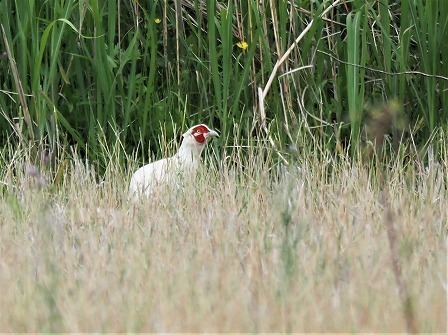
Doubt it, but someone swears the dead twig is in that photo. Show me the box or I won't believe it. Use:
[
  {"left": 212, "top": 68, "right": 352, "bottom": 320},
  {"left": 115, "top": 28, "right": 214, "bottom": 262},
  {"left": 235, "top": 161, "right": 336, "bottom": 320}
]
[
  {"left": 1, "top": 24, "right": 34, "bottom": 139},
  {"left": 257, "top": 0, "right": 342, "bottom": 164}
]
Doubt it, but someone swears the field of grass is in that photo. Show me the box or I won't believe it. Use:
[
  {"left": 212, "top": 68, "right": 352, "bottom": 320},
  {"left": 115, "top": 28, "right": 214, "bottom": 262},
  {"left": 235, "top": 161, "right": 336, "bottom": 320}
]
[
  {"left": 0, "top": 134, "right": 446, "bottom": 332},
  {"left": 1, "top": 0, "right": 447, "bottom": 332}
]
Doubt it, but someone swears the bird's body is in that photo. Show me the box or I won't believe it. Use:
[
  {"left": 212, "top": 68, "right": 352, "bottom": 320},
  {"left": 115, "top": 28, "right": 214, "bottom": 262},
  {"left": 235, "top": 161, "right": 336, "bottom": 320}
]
[{"left": 129, "top": 124, "right": 218, "bottom": 199}]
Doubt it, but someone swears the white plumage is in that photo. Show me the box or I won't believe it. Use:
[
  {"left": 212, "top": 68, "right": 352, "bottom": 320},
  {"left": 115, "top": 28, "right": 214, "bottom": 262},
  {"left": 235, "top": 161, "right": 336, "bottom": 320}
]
[{"left": 129, "top": 124, "right": 219, "bottom": 199}]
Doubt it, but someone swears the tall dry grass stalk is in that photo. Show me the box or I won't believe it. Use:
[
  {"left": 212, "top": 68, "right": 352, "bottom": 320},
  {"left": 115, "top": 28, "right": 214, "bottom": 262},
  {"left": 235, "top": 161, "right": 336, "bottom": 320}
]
[{"left": 0, "top": 137, "right": 445, "bottom": 332}]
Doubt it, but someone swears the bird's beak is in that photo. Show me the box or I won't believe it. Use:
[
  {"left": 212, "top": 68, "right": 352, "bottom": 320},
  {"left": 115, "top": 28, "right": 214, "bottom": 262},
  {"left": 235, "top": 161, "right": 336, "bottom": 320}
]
[{"left": 205, "top": 129, "right": 219, "bottom": 139}]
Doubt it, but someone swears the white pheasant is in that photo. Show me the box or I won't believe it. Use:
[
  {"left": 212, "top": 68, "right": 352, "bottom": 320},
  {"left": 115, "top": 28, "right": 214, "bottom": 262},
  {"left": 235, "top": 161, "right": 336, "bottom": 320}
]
[{"left": 129, "top": 124, "right": 219, "bottom": 199}]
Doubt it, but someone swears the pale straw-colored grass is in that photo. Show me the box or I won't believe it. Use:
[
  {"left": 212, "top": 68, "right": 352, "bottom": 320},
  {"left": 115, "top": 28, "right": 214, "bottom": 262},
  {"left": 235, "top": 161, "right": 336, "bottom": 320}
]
[{"left": 0, "top": 141, "right": 446, "bottom": 332}]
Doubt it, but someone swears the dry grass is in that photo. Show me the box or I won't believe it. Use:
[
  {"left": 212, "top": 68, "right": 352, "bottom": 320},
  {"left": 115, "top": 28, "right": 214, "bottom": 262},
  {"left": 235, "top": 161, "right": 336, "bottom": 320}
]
[{"left": 0, "top": 143, "right": 446, "bottom": 332}]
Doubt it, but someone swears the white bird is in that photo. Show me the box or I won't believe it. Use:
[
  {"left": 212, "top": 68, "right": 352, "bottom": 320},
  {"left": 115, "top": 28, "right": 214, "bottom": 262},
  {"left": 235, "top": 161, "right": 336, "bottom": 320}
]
[{"left": 129, "top": 124, "right": 219, "bottom": 199}]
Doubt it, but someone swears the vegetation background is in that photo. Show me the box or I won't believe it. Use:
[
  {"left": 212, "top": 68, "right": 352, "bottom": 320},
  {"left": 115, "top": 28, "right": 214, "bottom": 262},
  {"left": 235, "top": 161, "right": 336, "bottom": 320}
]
[
  {"left": 1, "top": 0, "right": 447, "bottom": 164},
  {"left": 0, "top": 0, "right": 446, "bottom": 332}
]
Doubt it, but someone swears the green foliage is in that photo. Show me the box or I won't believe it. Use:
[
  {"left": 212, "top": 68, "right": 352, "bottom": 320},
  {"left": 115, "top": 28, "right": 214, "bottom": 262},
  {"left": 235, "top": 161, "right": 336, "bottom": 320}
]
[{"left": 1, "top": 0, "right": 447, "bottom": 170}]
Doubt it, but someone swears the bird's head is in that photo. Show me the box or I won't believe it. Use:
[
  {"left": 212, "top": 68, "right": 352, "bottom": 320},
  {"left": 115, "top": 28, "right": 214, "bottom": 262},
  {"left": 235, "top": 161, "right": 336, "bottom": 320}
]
[
  {"left": 178, "top": 124, "right": 219, "bottom": 161},
  {"left": 182, "top": 124, "right": 219, "bottom": 145}
]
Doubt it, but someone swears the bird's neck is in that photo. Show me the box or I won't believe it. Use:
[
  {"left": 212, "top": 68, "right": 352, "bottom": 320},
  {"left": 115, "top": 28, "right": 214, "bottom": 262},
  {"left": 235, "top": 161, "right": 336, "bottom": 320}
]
[{"left": 176, "top": 142, "right": 204, "bottom": 164}]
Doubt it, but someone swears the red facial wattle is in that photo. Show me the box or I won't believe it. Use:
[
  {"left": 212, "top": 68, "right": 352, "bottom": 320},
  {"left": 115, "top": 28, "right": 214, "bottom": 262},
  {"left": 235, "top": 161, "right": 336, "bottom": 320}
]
[{"left": 192, "top": 125, "right": 210, "bottom": 144}]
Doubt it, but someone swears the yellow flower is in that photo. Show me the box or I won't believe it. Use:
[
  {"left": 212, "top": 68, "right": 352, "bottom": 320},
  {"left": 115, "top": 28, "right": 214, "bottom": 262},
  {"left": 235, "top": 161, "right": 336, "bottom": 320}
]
[
  {"left": 236, "top": 41, "right": 248, "bottom": 50},
  {"left": 155, "top": 18, "right": 161, "bottom": 24}
]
